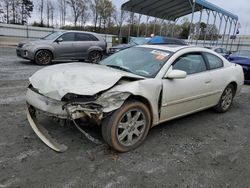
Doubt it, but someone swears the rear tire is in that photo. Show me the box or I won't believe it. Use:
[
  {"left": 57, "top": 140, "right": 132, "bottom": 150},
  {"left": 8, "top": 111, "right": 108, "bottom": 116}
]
[
  {"left": 35, "top": 50, "right": 52, "bottom": 65},
  {"left": 213, "top": 84, "right": 235, "bottom": 113},
  {"left": 102, "top": 100, "right": 151, "bottom": 152},
  {"left": 88, "top": 51, "right": 102, "bottom": 64}
]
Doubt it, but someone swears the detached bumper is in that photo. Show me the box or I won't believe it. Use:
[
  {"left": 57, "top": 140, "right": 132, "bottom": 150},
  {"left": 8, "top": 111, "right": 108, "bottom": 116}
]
[{"left": 26, "top": 106, "right": 68, "bottom": 152}]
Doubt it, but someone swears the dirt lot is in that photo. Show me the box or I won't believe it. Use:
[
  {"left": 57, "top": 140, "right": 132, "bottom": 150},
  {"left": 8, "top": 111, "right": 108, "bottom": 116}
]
[{"left": 0, "top": 46, "right": 250, "bottom": 188}]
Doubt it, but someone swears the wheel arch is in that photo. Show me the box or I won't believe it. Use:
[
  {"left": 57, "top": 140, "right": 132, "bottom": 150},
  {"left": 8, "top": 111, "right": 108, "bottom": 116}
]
[
  {"left": 126, "top": 95, "right": 154, "bottom": 127},
  {"left": 35, "top": 49, "right": 54, "bottom": 60},
  {"left": 228, "top": 81, "right": 237, "bottom": 96}
]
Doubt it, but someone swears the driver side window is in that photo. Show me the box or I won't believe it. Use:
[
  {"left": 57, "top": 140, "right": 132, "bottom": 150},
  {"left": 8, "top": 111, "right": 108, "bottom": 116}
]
[
  {"left": 60, "top": 33, "right": 75, "bottom": 42},
  {"left": 173, "top": 53, "right": 207, "bottom": 75}
]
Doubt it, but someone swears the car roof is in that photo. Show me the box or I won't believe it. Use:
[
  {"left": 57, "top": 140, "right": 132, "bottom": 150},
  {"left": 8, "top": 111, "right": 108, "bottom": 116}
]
[
  {"left": 64, "top": 30, "right": 99, "bottom": 36},
  {"left": 137, "top": 45, "right": 221, "bottom": 54},
  {"left": 138, "top": 44, "right": 188, "bottom": 52}
]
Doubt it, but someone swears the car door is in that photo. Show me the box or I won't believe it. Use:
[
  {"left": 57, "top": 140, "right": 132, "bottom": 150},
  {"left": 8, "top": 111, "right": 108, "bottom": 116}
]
[
  {"left": 74, "top": 33, "right": 94, "bottom": 58},
  {"left": 52, "top": 32, "right": 75, "bottom": 59},
  {"left": 160, "top": 52, "right": 214, "bottom": 122},
  {"left": 203, "top": 52, "right": 226, "bottom": 102}
]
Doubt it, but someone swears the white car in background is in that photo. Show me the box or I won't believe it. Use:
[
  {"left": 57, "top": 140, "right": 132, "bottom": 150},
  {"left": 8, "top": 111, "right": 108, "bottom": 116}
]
[{"left": 26, "top": 45, "right": 244, "bottom": 152}]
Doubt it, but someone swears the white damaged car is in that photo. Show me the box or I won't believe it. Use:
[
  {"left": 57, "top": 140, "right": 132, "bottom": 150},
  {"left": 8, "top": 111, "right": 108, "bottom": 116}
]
[{"left": 26, "top": 45, "right": 244, "bottom": 152}]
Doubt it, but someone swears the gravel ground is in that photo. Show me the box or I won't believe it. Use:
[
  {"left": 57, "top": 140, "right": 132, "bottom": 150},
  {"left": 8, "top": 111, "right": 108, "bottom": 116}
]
[{"left": 0, "top": 46, "right": 250, "bottom": 188}]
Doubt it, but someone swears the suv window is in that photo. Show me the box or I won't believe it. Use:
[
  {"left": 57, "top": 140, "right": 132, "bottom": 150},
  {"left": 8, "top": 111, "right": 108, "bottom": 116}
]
[
  {"left": 205, "top": 53, "right": 223, "bottom": 69},
  {"left": 173, "top": 53, "right": 207, "bottom": 75},
  {"left": 60, "top": 33, "right": 75, "bottom": 42},
  {"left": 75, "top": 33, "right": 99, "bottom": 41}
]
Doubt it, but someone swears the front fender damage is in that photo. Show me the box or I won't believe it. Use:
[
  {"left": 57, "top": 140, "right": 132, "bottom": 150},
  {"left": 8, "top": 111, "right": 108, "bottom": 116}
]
[{"left": 64, "top": 92, "right": 131, "bottom": 122}]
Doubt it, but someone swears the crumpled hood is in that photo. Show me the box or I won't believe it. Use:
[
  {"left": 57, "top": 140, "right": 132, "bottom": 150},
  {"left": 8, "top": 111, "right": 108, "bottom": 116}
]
[{"left": 29, "top": 63, "right": 143, "bottom": 100}]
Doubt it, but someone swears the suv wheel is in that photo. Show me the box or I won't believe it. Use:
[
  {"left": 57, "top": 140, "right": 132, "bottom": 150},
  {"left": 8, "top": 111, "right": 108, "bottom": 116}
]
[
  {"left": 88, "top": 51, "right": 102, "bottom": 64},
  {"left": 35, "top": 50, "right": 52, "bottom": 65}
]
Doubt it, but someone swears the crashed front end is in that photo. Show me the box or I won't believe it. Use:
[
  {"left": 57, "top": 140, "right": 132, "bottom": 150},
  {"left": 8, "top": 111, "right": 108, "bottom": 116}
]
[{"left": 26, "top": 85, "right": 131, "bottom": 152}]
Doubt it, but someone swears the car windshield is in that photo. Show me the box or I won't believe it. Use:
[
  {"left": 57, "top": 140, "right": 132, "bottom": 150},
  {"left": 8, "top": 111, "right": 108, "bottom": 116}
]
[
  {"left": 100, "top": 47, "right": 172, "bottom": 78},
  {"left": 235, "top": 50, "right": 250, "bottom": 58},
  {"left": 41, "top": 31, "right": 64, "bottom": 40},
  {"left": 129, "top": 38, "right": 150, "bottom": 45}
]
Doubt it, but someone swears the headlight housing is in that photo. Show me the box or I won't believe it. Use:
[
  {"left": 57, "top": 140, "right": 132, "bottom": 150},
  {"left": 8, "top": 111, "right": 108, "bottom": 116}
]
[{"left": 96, "top": 91, "right": 131, "bottom": 109}]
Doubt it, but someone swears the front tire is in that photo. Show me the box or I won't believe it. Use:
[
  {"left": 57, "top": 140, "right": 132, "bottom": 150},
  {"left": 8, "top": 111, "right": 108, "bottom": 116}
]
[
  {"left": 35, "top": 50, "right": 52, "bottom": 65},
  {"left": 102, "top": 100, "right": 151, "bottom": 152},
  {"left": 214, "top": 84, "right": 235, "bottom": 113}
]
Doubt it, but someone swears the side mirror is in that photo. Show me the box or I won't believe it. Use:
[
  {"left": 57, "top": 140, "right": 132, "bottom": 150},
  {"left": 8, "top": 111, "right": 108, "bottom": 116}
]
[
  {"left": 165, "top": 69, "right": 187, "bottom": 79},
  {"left": 56, "top": 38, "right": 63, "bottom": 43}
]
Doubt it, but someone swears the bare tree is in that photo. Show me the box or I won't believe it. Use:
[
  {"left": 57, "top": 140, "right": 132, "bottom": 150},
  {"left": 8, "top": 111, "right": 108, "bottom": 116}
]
[
  {"left": 20, "top": 0, "right": 34, "bottom": 24},
  {"left": 145, "top": 16, "right": 150, "bottom": 36},
  {"left": 46, "top": 0, "right": 55, "bottom": 27},
  {"left": 137, "top": 14, "right": 142, "bottom": 37},
  {"left": 37, "top": 0, "right": 44, "bottom": 25},
  {"left": 98, "top": 0, "right": 115, "bottom": 33},
  {"left": 59, "top": 0, "right": 67, "bottom": 27},
  {"left": 90, "top": 0, "right": 100, "bottom": 31},
  {"left": 80, "top": 11, "right": 90, "bottom": 29},
  {"left": 67, "top": 0, "right": 88, "bottom": 27},
  {"left": 114, "top": 10, "right": 128, "bottom": 43},
  {"left": 1, "top": 0, "right": 10, "bottom": 23}
]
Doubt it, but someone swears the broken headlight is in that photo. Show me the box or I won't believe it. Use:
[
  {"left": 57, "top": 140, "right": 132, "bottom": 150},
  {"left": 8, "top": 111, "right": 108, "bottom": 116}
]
[{"left": 96, "top": 91, "right": 131, "bottom": 108}]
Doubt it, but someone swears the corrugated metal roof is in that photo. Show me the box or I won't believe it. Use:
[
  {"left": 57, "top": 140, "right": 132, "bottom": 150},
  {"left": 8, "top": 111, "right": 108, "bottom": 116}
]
[{"left": 121, "top": 0, "right": 238, "bottom": 21}]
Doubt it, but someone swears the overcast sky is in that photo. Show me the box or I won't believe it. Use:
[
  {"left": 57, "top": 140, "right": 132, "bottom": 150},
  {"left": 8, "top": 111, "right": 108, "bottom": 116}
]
[{"left": 31, "top": 0, "right": 250, "bottom": 35}]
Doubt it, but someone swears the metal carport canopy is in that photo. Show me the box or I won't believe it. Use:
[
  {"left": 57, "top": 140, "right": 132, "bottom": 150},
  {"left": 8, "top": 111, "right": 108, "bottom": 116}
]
[{"left": 121, "top": 0, "right": 238, "bottom": 21}]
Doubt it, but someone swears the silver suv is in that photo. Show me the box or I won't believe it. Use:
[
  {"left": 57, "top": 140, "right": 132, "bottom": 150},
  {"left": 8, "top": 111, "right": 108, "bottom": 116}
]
[{"left": 16, "top": 31, "right": 107, "bottom": 65}]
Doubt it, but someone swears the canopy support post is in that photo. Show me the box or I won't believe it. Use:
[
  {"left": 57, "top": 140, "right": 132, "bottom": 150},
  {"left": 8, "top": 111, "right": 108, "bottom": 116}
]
[
  {"left": 210, "top": 11, "right": 217, "bottom": 46},
  {"left": 230, "top": 20, "right": 237, "bottom": 52},
  {"left": 221, "top": 16, "right": 229, "bottom": 47},
  {"left": 196, "top": 7, "right": 203, "bottom": 45},
  {"left": 216, "top": 14, "right": 223, "bottom": 46},
  {"left": 203, "top": 9, "right": 210, "bottom": 46},
  {"left": 226, "top": 18, "right": 233, "bottom": 49},
  {"left": 188, "top": 0, "right": 196, "bottom": 44}
]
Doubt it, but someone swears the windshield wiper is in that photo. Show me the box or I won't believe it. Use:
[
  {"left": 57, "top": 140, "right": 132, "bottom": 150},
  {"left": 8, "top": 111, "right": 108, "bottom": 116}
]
[{"left": 106, "top": 65, "right": 132, "bottom": 73}]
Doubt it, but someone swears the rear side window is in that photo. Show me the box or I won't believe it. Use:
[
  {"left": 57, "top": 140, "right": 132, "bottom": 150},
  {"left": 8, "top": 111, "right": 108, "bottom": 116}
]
[
  {"left": 88, "top": 34, "right": 99, "bottom": 41},
  {"left": 75, "top": 33, "right": 91, "bottom": 41},
  {"left": 75, "top": 33, "right": 99, "bottom": 41},
  {"left": 173, "top": 53, "right": 207, "bottom": 75},
  {"left": 205, "top": 53, "right": 223, "bottom": 70}
]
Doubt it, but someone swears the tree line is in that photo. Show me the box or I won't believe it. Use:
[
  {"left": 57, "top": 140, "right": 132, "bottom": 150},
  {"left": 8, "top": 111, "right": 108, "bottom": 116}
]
[{"left": 0, "top": 0, "right": 218, "bottom": 40}]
